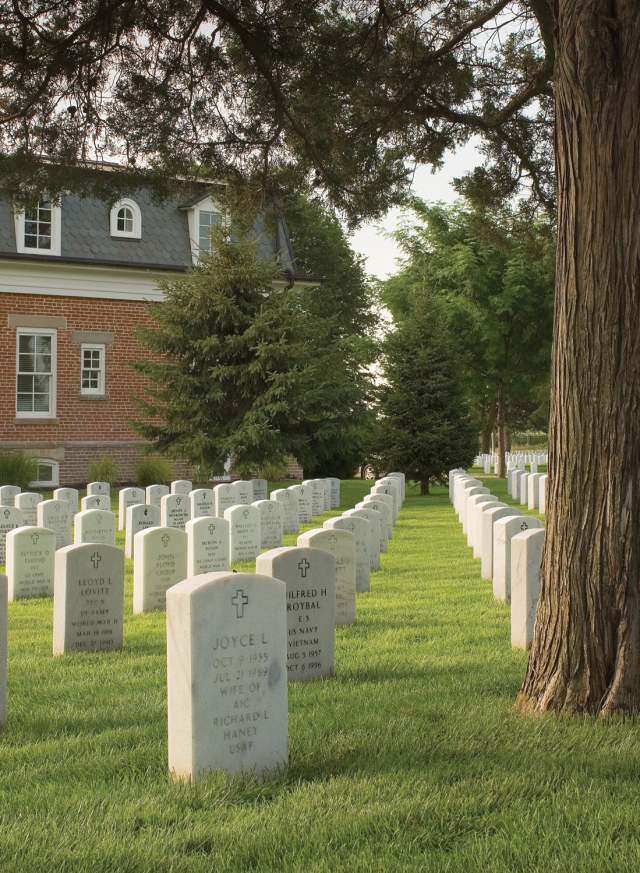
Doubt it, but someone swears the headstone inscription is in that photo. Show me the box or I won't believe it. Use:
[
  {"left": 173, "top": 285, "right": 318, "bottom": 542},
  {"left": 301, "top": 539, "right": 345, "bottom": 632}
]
[
  {"left": 133, "top": 527, "right": 187, "bottom": 613},
  {"left": 303, "top": 480, "right": 325, "bottom": 517},
  {"left": 146, "top": 484, "right": 170, "bottom": 508},
  {"left": 118, "top": 487, "right": 145, "bottom": 530},
  {"left": 249, "top": 479, "right": 268, "bottom": 502},
  {"left": 170, "top": 480, "right": 192, "bottom": 495},
  {"left": 224, "top": 505, "right": 261, "bottom": 563},
  {"left": 295, "top": 484, "right": 313, "bottom": 523},
  {"left": 511, "top": 528, "right": 545, "bottom": 649},
  {"left": 186, "top": 517, "right": 230, "bottom": 576},
  {"left": 53, "top": 487, "right": 79, "bottom": 514},
  {"left": 0, "top": 506, "right": 24, "bottom": 565},
  {"left": 364, "top": 492, "right": 395, "bottom": 532},
  {"left": 189, "top": 488, "right": 215, "bottom": 519},
  {"left": 370, "top": 484, "right": 398, "bottom": 521},
  {"left": 74, "top": 509, "right": 116, "bottom": 546},
  {"left": 0, "top": 485, "right": 20, "bottom": 507},
  {"left": 323, "top": 516, "right": 370, "bottom": 593},
  {"left": 252, "top": 500, "right": 283, "bottom": 550},
  {"left": 160, "top": 493, "right": 191, "bottom": 530},
  {"left": 256, "top": 546, "right": 336, "bottom": 681},
  {"left": 0, "top": 575, "right": 5, "bottom": 724},
  {"left": 166, "top": 572, "right": 288, "bottom": 782},
  {"left": 297, "top": 528, "right": 356, "bottom": 625},
  {"left": 6, "top": 526, "right": 56, "bottom": 600},
  {"left": 81, "top": 494, "right": 110, "bottom": 512},
  {"left": 14, "top": 492, "right": 41, "bottom": 526},
  {"left": 214, "top": 483, "right": 235, "bottom": 518},
  {"left": 86, "top": 481, "right": 110, "bottom": 497},
  {"left": 493, "top": 515, "right": 543, "bottom": 602},
  {"left": 327, "top": 477, "right": 341, "bottom": 509},
  {"left": 230, "top": 480, "right": 254, "bottom": 505},
  {"left": 270, "top": 489, "right": 299, "bottom": 535},
  {"left": 125, "top": 503, "right": 160, "bottom": 559},
  {"left": 320, "top": 479, "right": 332, "bottom": 512},
  {"left": 344, "top": 508, "right": 382, "bottom": 569},
  {"left": 53, "top": 543, "right": 124, "bottom": 654},
  {"left": 36, "top": 499, "right": 72, "bottom": 550}
]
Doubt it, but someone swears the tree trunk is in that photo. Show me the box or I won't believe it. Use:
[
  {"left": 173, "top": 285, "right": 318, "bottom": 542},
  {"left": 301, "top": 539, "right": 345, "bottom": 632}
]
[
  {"left": 496, "top": 386, "right": 506, "bottom": 478},
  {"left": 420, "top": 481, "right": 429, "bottom": 495},
  {"left": 481, "top": 401, "right": 497, "bottom": 454},
  {"left": 518, "top": 1, "right": 640, "bottom": 715}
]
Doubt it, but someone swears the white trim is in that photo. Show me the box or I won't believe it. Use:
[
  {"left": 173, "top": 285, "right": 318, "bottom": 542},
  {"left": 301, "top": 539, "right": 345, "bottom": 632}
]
[
  {"left": 14, "top": 199, "right": 62, "bottom": 257},
  {"left": 30, "top": 458, "right": 60, "bottom": 488},
  {"left": 15, "top": 327, "right": 57, "bottom": 419},
  {"left": 187, "top": 195, "right": 228, "bottom": 263},
  {"left": 80, "top": 343, "right": 106, "bottom": 395},
  {"left": 110, "top": 198, "right": 142, "bottom": 239}
]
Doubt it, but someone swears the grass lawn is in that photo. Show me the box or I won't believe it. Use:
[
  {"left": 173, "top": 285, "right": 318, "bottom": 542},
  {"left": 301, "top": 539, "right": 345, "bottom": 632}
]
[{"left": 1, "top": 477, "right": 640, "bottom": 871}]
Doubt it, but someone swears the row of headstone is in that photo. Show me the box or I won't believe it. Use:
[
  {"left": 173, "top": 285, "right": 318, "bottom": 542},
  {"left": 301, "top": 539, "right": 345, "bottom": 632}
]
[
  {"left": 449, "top": 469, "right": 544, "bottom": 650},
  {"left": 473, "top": 452, "right": 548, "bottom": 476},
  {"left": 506, "top": 469, "right": 548, "bottom": 514}
]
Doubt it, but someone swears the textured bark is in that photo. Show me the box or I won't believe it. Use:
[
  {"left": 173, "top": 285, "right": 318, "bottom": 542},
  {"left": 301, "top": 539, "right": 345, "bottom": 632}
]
[
  {"left": 481, "top": 401, "right": 497, "bottom": 454},
  {"left": 420, "top": 481, "right": 430, "bottom": 495},
  {"left": 519, "top": 0, "right": 640, "bottom": 714}
]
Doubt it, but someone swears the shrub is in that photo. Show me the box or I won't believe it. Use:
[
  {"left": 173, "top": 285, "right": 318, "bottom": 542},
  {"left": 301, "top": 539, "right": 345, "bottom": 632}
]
[
  {"left": 135, "top": 456, "right": 172, "bottom": 488},
  {"left": 0, "top": 451, "right": 38, "bottom": 490},
  {"left": 87, "top": 455, "right": 118, "bottom": 485}
]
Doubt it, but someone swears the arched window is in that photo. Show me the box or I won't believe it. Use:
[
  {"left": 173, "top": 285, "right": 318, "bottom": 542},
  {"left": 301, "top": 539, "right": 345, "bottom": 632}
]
[{"left": 110, "top": 198, "right": 141, "bottom": 238}]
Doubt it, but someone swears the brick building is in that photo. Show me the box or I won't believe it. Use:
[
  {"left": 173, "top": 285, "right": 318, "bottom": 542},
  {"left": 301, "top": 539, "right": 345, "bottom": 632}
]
[{"left": 0, "top": 174, "right": 307, "bottom": 486}]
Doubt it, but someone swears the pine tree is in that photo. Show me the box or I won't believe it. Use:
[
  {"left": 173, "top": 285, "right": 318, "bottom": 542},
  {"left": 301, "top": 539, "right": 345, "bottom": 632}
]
[
  {"left": 133, "top": 228, "right": 308, "bottom": 472},
  {"left": 378, "top": 303, "right": 477, "bottom": 494}
]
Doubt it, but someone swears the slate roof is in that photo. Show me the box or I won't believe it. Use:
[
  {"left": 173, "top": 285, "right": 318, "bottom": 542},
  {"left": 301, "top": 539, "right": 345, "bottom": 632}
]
[{"left": 0, "top": 184, "right": 301, "bottom": 277}]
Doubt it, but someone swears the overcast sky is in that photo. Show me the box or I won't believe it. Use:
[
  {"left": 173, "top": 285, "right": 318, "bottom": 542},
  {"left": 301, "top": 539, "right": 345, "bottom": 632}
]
[{"left": 349, "top": 139, "right": 481, "bottom": 280}]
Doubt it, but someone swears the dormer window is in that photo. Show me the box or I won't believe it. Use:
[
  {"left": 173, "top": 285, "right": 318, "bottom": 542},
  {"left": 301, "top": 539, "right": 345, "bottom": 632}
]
[
  {"left": 15, "top": 198, "right": 62, "bottom": 256},
  {"left": 110, "top": 198, "right": 141, "bottom": 238},
  {"left": 186, "top": 194, "right": 226, "bottom": 263},
  {"left": 198, "top": 209, "right": 221, "bottom": 253}
]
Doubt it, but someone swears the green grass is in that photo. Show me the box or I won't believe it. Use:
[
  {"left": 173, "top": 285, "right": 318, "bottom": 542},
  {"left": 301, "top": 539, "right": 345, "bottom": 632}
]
[{"left": 1, "top": 478, "right": 640, "bottom": 871}]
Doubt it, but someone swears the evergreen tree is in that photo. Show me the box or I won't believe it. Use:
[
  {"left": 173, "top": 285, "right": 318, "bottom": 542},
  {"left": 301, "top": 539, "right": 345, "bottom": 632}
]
[
  {"left": 378, "top": 303, "right": 477, "bottom": 494},
  {"left": 133, "top": 228, "right": 308, "bottom": 472}
]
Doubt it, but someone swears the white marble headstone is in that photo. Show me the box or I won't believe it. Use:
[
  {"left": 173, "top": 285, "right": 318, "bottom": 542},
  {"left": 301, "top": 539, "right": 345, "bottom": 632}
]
[
  {"left": 493, "top": 515, "right": 542, "bottom": 602},
  {"left": 323, "top": 516, "right": 370, "bottom": 593},
  {"left": 133, "top": 526, "right": 187, "bottom": 613},
  {"left": 270, "top": 489, "right": 299, "bottom": 534},
  {"left": 294, "top": 484, "right": 313, "bottom": 523},
  {"left": 297, "top": 528, "right": 356, "bottom": 625},
  {"left": 81, "top": 494, "right": 110, "bottom": 512},
  {"left": 186, "top": 516, "right": 230, "bottom": 576},
  {"left": 36, "top": 499, "right": 72, "bottom": 549},
  {"left": 224, "top": 504, "right": 261, "bottom": 563},
  {"left": 170, "top": 480, "right": 192, "bottom": 495},
  {"left": 230, "top": 480, "right": 254, "bottom": 505},
  {"left": 0, "top": 486, "right": 20, "bottom": 507},
  {"left": 146, "top": 484, "right": 170, "bottom": 508},
  {"left": 53, "top": 487, "right": 79, "bottom": 514},
  {"left": 6, "top": 526, "right": 55, "bottom": 600},
  {"left": 327, "top": 477, "right": 340, "bottom": 509},
  {"left": 257, "top": 546, "right": 336, "bottom": 681},
  {"left": 14, "top": 492, "right": 41, "bottom": 526},
  {"left": 74, "top": 509, "right": 116, "bottom": 546},
  {"left": 0, "top": 506, "right": 24, "bottom": 565},
  {"left": 214, "top": 483, "right": 235, "bottom": 518},
  {"left": 166, "top": 572, "right": 287, "bottom": 782},
  {"left": 252, "top": 500, "right": 283, "bottom": 550},
  {"left": 359, "top": 498, "right": 391, "bottom": 546},
  {"left": 53, "top": 543, "right": 124, "bottom": 654},
  {"left": 511, "top": 528, "right": 545, "bottom": 649},
  {"left": 87, "top": 481, "right": 110, "bottom": 497},
  {"left": 160, "top": 493, "right": 191, "bottom": 529},
  {"left": 303, "top": 480, "right": 325, "bottom": 516},
  {"left": 250, "top": 479, "right": 268, "bottom": 502},
  {"left": 118, "top": 487, "right": 145, "bottom": 530},
  {"left": 189, "top": 488, "right": 214, "bottom": 519},
  {"left": 125, "top": 503, "right": 160, "bottom": 559},
  {"left": 344, "top": 508, "right": 382, "bottom": 568}
]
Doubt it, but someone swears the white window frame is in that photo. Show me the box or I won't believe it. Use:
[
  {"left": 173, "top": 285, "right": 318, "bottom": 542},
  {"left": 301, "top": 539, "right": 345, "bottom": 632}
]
[
  {"left": 14, "top": 199, "right": 62, "bottom": 256},
  {"left": 80, "top": 343, "right": 106, "bottom": 396},
  {"left": 110, "top": 198, "right": 142, "bottom": 239},
  {"left": 187, "top": 195, "right": 228, "bottom": 263},
  {"left": 30, "top": 459, "right": 60, "bottom": 488},
  {"left": 15, "top": 328, "right": 57, "bottom": 419}
]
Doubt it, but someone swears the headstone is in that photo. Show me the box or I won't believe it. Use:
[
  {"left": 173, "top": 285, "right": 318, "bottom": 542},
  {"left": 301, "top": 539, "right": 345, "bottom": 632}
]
[
  {"left": 166, "top": 572, "right": 287, "bottom": 781},
  {"left": 378, "top": 477, "right": 402, "bottom": 507},
  {"left": 323, "top": 516, "right": 370, "bottom": 592},
  {"left": 539, "top": 474, "right": 548, "bottom": 515},
  {"left": 189, "top": 488, "right": 215, "bottom": 519},
  {"left": 118, "top": 487, "right": 145, "bottom": 530},
  {"left": 53, "top": 543, "right": 124, "bottom": 654},
  {"left": 186, "top": 516, "right": 230, "bottom": 576},
  {"left": 14, "top": 492, "right": 41, "bottom": 526},
  {"left": 297, "top": 528, "right": 356, "bottom": 625},
  {"left": 270, "top": 489, "right": 299, "bottom": 535},
  {"left": 87, "top": 481, "right": 110, "bottom": 497},
  {"left": 359, "top": 498, "right": 392, "bottom": 546},
  {"left": 303, "top": 480, "right": 325, "bottom": 516},
  {"left": 146, "top": 484, "right": 170, "bottom": 508},
  {"left": 133, "top": 526, "right": 187, "bottom": 613},
  {"left": 160, "top": 493, "right": 191, "bottom": 529},
  {"left": 252, "top": 500, "right": 283, "bottom": 550},
  {"left": 74, "top": 509, "right": 116, "bottom": 546},
  {"left": 466, "top": 494, "right": 494, "bottom": 550},
  {"left": 125, "top": 503, "right": 160, "bottom": 559},
  {"left": 214, "top": 483, "right": 235, "bottom": 518},
  {"left": 36, "top": 499, "right": 72, "bottom": 549},
  {"left": 224, "top": 504, "right": 261, "bottom": 563},
  {"left": 0, "top": 485, "right": 20, "bottom": 507},
  {"left": 518, "top": 472, "right": 530, "bottom": 505},
  {"left": 511, "top": 528, "right": 545, "bottom": 649},
  {"left": 0, "top": 506, "right": 24, "bottom": 565},
  {"left": 462, "top": 486, "right": 489, "bottom": 534},
  {"left": 256, "top": 546, "right": 336, "bottom": 681},
  {"left": 6, "top": 526, "right": 55, "bottom": 600},
  {"left": 327, "top": 477, "right": 341, "bottom": 509},
  {"left": 320, "top": 479, "right": 331, "bottom": 512},
  {"left": 364, "top": 492, "right": 395, "bottom": 531},
  {"left": 249, "top": 479, "right": 268, "bottom": 502},
  {"left": 295, "top": 484, "right": 314, "bottom": 523},
  {"left": 493, "top": 515, "right": 543, "bottom": 602},
  {"left": 527, "top": 473, "right": 543, "bottom": 511},
  {"left": 230, "top": 480, "right": 253, "bottom": 505},
  {"left": 370, "top": 484, "right": 398, "bottom": 521},
  {"left": 387, "top": 472, "right": 406, "bottom": 501},
  {"left": 480, "top": 506, "right": 514, "bottom": 581},
  {"left": 472, "top": 500, "right": 506, "bottom": 560},
  {"left": 0, "top": 574, "right": 5, "bottom": 724},
  {"left": 343, "top": 508, "right": 381, "bottom": 570},
  {"left": 170, "top": 480, "right": 192, "bottom": 495},
  {"left": 81, "top": 494, "right": 110, "bottom": 512},
  {"left": 53, "top": 487, "right": 79, "bottom": 514}
]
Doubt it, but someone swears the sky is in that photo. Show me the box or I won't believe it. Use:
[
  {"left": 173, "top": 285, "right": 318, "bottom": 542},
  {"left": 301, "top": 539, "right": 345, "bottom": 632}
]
[{"left": 349, "top": 138, "right": 481, "bottom": 280}]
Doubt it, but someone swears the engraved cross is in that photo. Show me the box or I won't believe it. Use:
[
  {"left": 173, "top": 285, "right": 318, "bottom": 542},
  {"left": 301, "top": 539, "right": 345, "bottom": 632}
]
[
  {"left": 232, "top": 589, "right": 249, "bottom": 619},
  {"left": 297, "top": 559, "right": 311, "bottom": 578},
  {"left": 91, "top": 552, "right": 102, "bottom": 569}
]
